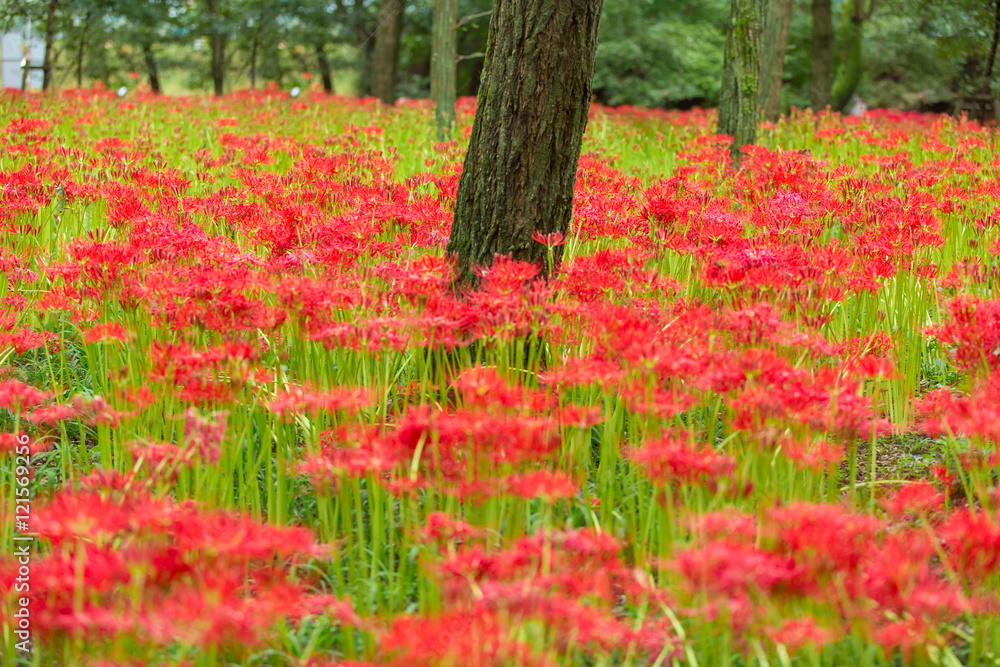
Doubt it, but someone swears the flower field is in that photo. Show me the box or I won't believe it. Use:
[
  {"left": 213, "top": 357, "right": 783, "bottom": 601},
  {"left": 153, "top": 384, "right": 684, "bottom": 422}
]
[{"left": 1, "top": 86, "right": 999, "bottom": 666}]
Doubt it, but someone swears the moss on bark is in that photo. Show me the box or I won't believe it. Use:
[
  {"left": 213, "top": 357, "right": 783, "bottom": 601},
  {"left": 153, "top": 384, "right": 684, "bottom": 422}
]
[{"left": 718, "top": 0, "right": 764, "bottom": 166}]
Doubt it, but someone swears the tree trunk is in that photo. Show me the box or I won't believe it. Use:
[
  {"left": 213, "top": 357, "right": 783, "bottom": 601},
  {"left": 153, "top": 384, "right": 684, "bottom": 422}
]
[
  {"left": 372, "top": 0, "right": 405, "bottom": 104},
  {"left": 316, "top": 43, "right": 333, "bottom": 93},
  {"left": 206, "top": 0, "right": 225, "bottom": 96},
  {"left": 431, "top": 0, "right": 459, "bottom": 140},
  {"left": 76, "top": 11, "right": 90, "bottom": 89},
  {"left": 985, "top": 0, "right": 999, "bottom": 82},
  {"left": 831, "top": 0, "right": 874, "bottom": 111},
  {"left": 42, "top": 0, "right": 58, "bottom": 91},
  {"left": 445, "top": 0, "right": 604, "bottom": 288},
  {"left": 143, "top": 43, "right": 161, "bottom": 93},
  {"left": 718, "top": 0, "right": 763, "bottom": 166},
  {"left": 831, "top": 16, "right": 863, "bottom": 111},
  {"left": 250, "top": 25, "right": 259, "bottom": 88},
  {"left": 758, "top": 0, "right": 792, "bottom": 121},
  {"left": 810, "top": 0, "right": 833, "bottom": 110}
]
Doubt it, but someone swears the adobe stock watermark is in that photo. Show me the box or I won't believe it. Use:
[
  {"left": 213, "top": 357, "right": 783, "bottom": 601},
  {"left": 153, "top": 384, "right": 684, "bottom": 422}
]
[{"left": 11, "top": 432, "right": 33, "bottom": 655}]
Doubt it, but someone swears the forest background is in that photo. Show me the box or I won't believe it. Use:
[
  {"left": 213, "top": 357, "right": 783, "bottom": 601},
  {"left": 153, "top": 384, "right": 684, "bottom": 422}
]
[{"left": 0, "top": 0, "right": 997, "bottom": 116}]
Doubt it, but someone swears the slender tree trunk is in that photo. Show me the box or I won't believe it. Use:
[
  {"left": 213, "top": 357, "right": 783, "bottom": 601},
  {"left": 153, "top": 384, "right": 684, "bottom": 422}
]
[
  {"left": 250, "top": 26, "right": 260, "bottom": 88},
  {"left": 431, "top": 0, "right": 459, "bottom": 139},
  {"left": 42, "top": 0, "right": 58, "bottom": 91},
  {"left": 990, "top": 0, "right": 1000, "bottom": 123},
  {"left": 718, "top": 0, "right": 763, "bottom": 166},
  {"left": 143, "top": 43, "right": 161, "bottom": 93},
  {"left": 372, "top": 0, "right": 405, "bottom": 104},
  {"left": 831, "top": 0, "right": 874, "bottom": 111},
  {"left": 445, "top": 0, "right": 604, "bottom": 288},
  {"left": 206, "top": 0, "right": 225, "bottom": 96},
  {"left": 316, "top": 43, "right": 333, "bottom": 93},
  {"left": 985, "top": 0, "right": 999, "bottom": 82},
  {"left": 831, "top": 16, "right": 863, "bottom": 110},
  {"left": 758, "top": 0, "right": 792, "bottom": 121},
  {"left": 76, "top": 11, "right": 90, "bottom": 89},
  {"left": 810, "top": 0, "right": 833, "bottom": 110}
]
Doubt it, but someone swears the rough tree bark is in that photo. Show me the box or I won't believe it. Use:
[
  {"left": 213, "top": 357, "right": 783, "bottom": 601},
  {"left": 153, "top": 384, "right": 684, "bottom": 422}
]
[
  {"left": 372, "top": 0, "right": 405, "bottom": 104},
  {"left": 142, "top": 43, "right": 160, "bottom": 93},
  {"left": 831, "top": 0, "right": 875, "bottom": 111},
  {"left": 810, "top": 0, "right": 833, "bottom": 110},
  {"left": 445, "top": 0, "right": 604, "bottom": 288},
  {"left": 206, "top": 0, "right": 225, "bottom": 96},
  {"left": 718, "top": 0, "right": 764, "bottom": 165},
  {"left": 431, "top": 0, "right": 458, "bottom": 140},
  {"left": 758, "top": 0, "right": 792, "bottom": 121},
  {"left": 42, "top": 0, "right": 58, "bottom": 91},
  {"left": 316, "top": 44, "right": 333, "bottom": 93}
]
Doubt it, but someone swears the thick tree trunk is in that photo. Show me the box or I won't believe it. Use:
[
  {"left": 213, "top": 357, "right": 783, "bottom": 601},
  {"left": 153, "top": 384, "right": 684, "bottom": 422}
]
[
  {"left": 143, "top": 43, "right": 161, "bottom": 93},
  {"left": 758, "top": 0, "right": 792, "bottom": 121},
  {"left": 372, "top": 0, "right": 405, "bottom": 104},
  {"left": 207, "top": 0, "right": 225, "bottom": 96},
  {"left": 316, "top": 43, "right": 333, "bottom": 93},
  {"left": 42, "top": 0, "right": 58, "bottom": 91},
  {"left": 445, "top": 0, "right": 604, "bottom": 288},
  {"left": 431, "top": 0, "right": 459, "bottom": 140},
  {"left": 718, "top": 0, "right": 763, "bottom": 166},
  {"left": 810, "top": 0, "right": 834, "bottom": 110}
]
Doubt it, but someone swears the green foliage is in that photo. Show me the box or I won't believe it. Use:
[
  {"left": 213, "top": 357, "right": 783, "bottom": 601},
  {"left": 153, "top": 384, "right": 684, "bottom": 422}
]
[
  {"left": 592, "top": 0, "right": 729, "bottom": 108},
  {"left": 862, "top": 12, "right": 957, "bottom": 109},
  {"left": 861, "top": 0, "right": 997, "bottom": 107},
  {"left": 2, "top": 0, "right": 997, "bottom": 109}
]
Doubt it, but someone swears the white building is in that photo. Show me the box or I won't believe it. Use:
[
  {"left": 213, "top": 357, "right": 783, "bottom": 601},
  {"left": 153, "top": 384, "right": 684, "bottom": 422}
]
[{"left": 2, "top": 27, "right": 45, "bottom": 91}]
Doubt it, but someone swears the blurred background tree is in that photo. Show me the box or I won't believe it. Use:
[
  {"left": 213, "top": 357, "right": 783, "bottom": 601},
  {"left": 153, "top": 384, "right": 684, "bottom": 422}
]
[{"left": 1, "top": 0, "right": 996, "bottom": 118}]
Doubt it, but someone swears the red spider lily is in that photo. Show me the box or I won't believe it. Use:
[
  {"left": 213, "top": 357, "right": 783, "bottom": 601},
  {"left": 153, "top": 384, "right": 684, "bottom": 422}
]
[
  {"left": 182, "top": 408, "right": 228, "bottom": 464},
  {"left": 686, "top": 509, "right": 758, "bottom": 544},
  {"left": 379, "top": 610, "right": 546, "bottom": 667},
  {"left": 0, "top": 328, "right": 58, "bottom": 353},
  {"left": 915, "top": 370, "right": 1000, "bottom": 444},
  {"left": 419, "top": 512, "right": 485, "bottom": 543},
  {"left": 765, "top": 616, "right": 839, "bottom": 653},
  {"left": 778, "top": 435, "right": 845, "bottom": 472},
  {"left": 0, "top": 379, "right": 50, "bottom": 412},
  {"left": 500, "top": 470, "right": 578, "bottom": 502},
  {"left": 267, "top": 384, "right": 376, "bottom": 418},
  {"left": 25, "top": 402, "right": 84, "bottom": 425},
  {"left": 449, "top": 365, "right": 551, "bottom": 411},
  {"left": 882, "top": 481, "right": 945, "bottom": 519},
  {"left": 129, "top": 439, "right": 195, "bottom": 478},
  {"left": 937, "top": 510, "right": 1000, "bottom": 581},
  {"left": 82, "top": 322, "right": 133, "bottom": 344},
  {"left": 11, "top": 482, "right": 341, "bottom": 652},
  {"left": 671, "top": 539, "right": 807, "bottom": 600},
  {"left": 929, "top": 295, "right": 1000, "bottom": 374},
  {"left": 531, "top": 230, "right": 566, "bottom": 247},
  {"left": 537, "top": 356, "right": 624, "bottom": 389},
  {"left": 0, "top": 432, "right": 49, "bottom": 456},
  {"left": 762, "top": 502, "right": 884, "bottom": 577},
  {"left": 629, "top": 432, "right": 736, "bottom": 489}
]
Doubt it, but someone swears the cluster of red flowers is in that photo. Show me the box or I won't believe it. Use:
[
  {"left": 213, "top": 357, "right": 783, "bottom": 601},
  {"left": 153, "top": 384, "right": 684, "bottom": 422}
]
[
  {"left": 0, "top": 473, "right": 355, "bottom": 656},
  {"left": 1, "top": 87, "right": 999, "bottom": 665}
]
